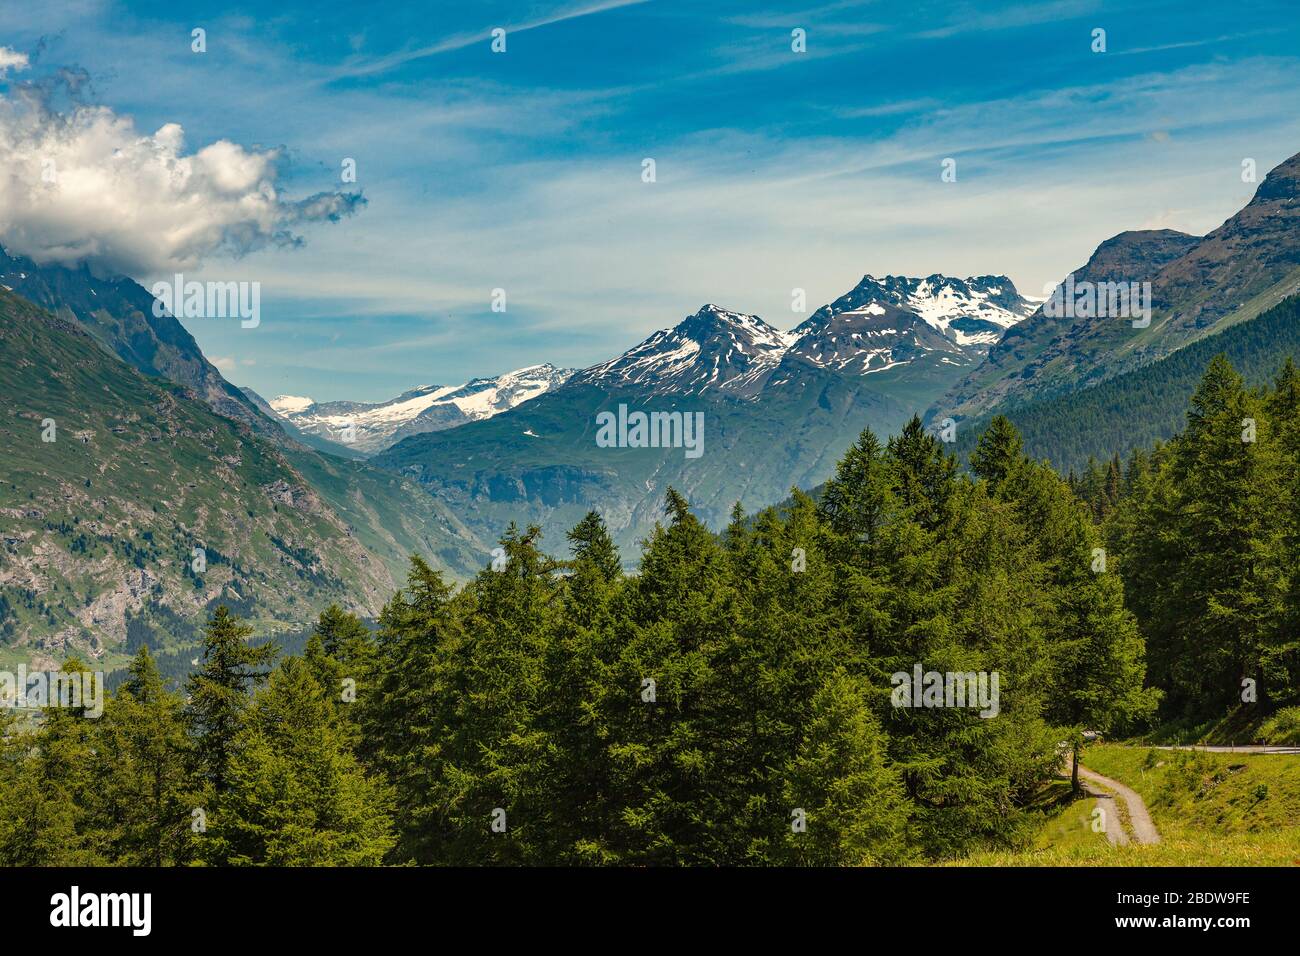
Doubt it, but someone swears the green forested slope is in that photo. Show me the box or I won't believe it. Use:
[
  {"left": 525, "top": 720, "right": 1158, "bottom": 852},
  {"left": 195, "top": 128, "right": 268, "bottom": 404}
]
[
  {"left": 0, "top": 288, "right": 472, "bottom": 664},
  {"left": 953, "top": 294, "right": 1300, "bottom": 474}
]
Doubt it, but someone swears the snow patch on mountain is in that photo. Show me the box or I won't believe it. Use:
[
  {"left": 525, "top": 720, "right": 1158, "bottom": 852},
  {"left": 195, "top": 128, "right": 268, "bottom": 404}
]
[
  {"left": 574, "top": 276, "right": 1033, "bottom": 399},
  {"left": 576, "top": 305, "right": 795, "bottom": 397},
  {"left": 267, "top": 363, "right": 575, "bottom": 454},
  {"left": 268, "top": 395, "right": 316, "bottom": 415},
  {"left": 269, "top": 273, "right": 1033, "bottom": 452},
  {"left": 806, "top": 274, "right": 1035, "bottom": 355}
]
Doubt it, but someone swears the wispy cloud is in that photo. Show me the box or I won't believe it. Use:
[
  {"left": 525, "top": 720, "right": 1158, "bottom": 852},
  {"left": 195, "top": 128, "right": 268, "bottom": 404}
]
[
  {"left": 914, "top": 0, "right": 1099, "bottom": 40},
  {"left": 833, "top": 97, "right": 943, "bottom": 118},
  {"left": 333, "top": 0, "right": 650, "bottom": 79},
  {"left": 1111, "top": 28, "right": 1286, "bottom": 57},
  {"left": 11, "top": 0, "right": 1300, "bottom": 402},
  {"left": 165, "top": 49, "right": 1299, "bottom": 400}
]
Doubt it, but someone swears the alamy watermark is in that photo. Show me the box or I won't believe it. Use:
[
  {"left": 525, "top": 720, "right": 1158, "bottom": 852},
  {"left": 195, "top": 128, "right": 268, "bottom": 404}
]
[
  {"left": 891, "top": 665, "right": 1000, "bottom": 718},
  {"left": 595, "top": 404, "right": 704, "bottom": 459},
  {"left": 1042, "top": 274, "right": 1151, "bottom": 328},
  {"left": 0, "top": 666, "right": 104, "bottom": 718},
  {"left": 151, "top": 273, "right": 260, "bottom": 328},
  {"left": 50, "top": 886, "right": 150, "bottom": 936}
]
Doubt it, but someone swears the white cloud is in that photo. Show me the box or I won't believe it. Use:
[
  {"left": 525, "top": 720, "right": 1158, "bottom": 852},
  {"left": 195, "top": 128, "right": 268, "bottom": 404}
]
[
  {"left": 0, "top": 46, "right": 29, "bottom": 75},
  {"left": 0, "top": 80, "right": 364, "bottom": 275}
]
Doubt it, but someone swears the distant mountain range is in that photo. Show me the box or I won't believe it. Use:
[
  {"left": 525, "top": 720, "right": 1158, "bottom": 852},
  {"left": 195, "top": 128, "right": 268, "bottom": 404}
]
[
  {"left": 374, "top": 153, "right": 1300, "bottom": 556},
  {"left": 373, "top": 273, "right": 1038, "bottom": 554},
  {"left": 263, "top": 273, "right": 1033, "bottom": 457},
  {"left": 567, "top": 275, "right": 1035, "bottom": 402},
  {"left": 933, "top": 152, "right": 1300, "bottom": 423},
  {"left": 258, "top": 364, "right": 576, "bottom": 454},
  {"left": 3, "top": 149, "right": 1299, "bottom": 659}
]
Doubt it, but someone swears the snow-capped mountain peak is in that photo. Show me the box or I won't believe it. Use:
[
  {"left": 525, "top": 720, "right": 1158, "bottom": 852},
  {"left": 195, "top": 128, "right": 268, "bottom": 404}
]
[
  {"left": 576, "top": 304, "right": 794, "bottom": 397},
  {"left": 774, "top": 273, "right": 1034, "bottom": 381},
  {"left": 814, "top": 274, "right": 1035, "bottom": 351},
  {"left": 269, "top": 394, "right": 316, "bottom": 415},
  {"left": 266, "top": 363, "right": 575, "bottom": 454},
  {"left": 575, "top": 277, "right": 1032, "bottom": 398},
  {"left": 270, "top": 273, "right": 1032, "bottom": 449}
]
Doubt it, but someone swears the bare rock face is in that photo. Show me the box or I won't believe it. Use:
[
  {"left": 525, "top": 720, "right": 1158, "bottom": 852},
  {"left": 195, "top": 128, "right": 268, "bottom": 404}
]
[
  {"left": 934, "top": 150, "right": 1300, "bottom": 421},
  {"left": 575, "top": 305, "right": 794, "bottom": 398}
]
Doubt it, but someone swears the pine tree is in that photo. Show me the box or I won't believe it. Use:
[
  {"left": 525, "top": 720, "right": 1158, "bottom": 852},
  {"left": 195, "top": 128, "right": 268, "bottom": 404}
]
[
  {"left": 602, "top": 489, "right": 737, "bottom": 864},
  {"left": 536, "top": 511, "right": 624, "bottom": 863},
  {"left": 888, "top": 415, "right": 957, "bottom": 531},
  {"left": 720, "top": 489, "right": 845, "bottom": 862},
  {"left": 358, "top": 556, "right": 461, "bottom": 863},
  {"left": 818, "top": 428, "right": 895, "bottom": 563},
  {"left": 779, "top": 671, "right": 911, "bottom": 865},
  {"left": 565, "top": 510, "right": 623, "bottom": 583},
  {"left": 968, "top": 414, "right": 1025, "bottom": 487},
  {"left": 0, "top": 659, "right": 105, "bottom": 865},
  {"left": 1164, "top": 356, "right": 1286, "bottom": 710},
  {"left": 313, "top": 604, "right": 375, "bottom": 674},
  {"left": 441, "top": 525, "right": 561, "bottom": 864},
  {"left": 90, "top": 647, "right": 195, "bottom": 865},
  {"left": 1266, "top": 359, "right": 1300, "bottom": 702},
  {"left": 185, "top": 607, "right": 277, "bottom": 799},
  {"left": 219, "top": 656, "right": 397, "bottom": 865},
  {"left": 307, "top": 605, "right": 374, "bottom": 742}
]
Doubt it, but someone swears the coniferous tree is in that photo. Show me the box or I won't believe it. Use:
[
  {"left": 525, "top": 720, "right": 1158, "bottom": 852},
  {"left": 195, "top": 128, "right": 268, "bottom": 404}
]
[
  {"left": 91, "top": 647, "right": 195, "bottom": 865},
  {"left": 565, "top": 510, "right": 623, "bottom": 582},
  {"left": 602, "top": 489, "right": 737, "bottom": 864},
  {"left": 185, "top": 607, "right": 277, "bottom": 818},
  {"left": 534, "top": 511, "right": 624, "bottom": 863},
  {"left": 0, "top": 659, "right": 104, "bottom": 865},
  {"left": 1163, "top": 356, "right": 1284, "bottom": 710},
  {"left": 819, "top": 428, "right": 895, "bottom": 562},
  {"left": 219, "top": 656, "right": 396, "bottom": 866},
  {"left": 358, "top": 555, "right": 461, "bottom": 863},
  {"left": 313, "top": 604, "right": 376, "bottom": 678},
  {"left": 968, "top": 414, "right": 1024, "bottom": 487},
  {"left": 888, "top": 415, "right": 957, "bottom": 531},
  {"left": 1265, "top": 359, "right": 1300, "bottom": 699},
  {"left": 779, "top": 671, "right": 911, "bottom": 865},
  {"left": 24, "top": 347, "right": 1300, "bottom": 867}
]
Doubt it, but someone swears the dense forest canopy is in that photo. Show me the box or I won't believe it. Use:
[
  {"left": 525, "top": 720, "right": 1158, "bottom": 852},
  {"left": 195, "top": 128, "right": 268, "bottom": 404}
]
[{"left": 2, "top": 354, "right": 1297, "bottom": 866}]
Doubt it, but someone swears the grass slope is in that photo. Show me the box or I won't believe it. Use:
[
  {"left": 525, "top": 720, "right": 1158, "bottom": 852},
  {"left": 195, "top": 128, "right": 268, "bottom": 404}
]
[
  {"left": 955, "top": 744, "right": 1300, "bottom": 865},
  {"left": 284, "top": 448, "right": 486, "bottom": 582}
]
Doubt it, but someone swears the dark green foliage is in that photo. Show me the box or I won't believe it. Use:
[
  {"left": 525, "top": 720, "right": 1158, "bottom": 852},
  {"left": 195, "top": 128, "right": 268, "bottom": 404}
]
[
  {"left": 185, "top": 606, "right": 279, "bottom": 798},
  {"left": 90, "top": 647, "right": 196, "bottom": 866},
  {"left": 218, "top": 655, "right": 396, "bottom": 866},
  {"left": 0, "top": 659, "right": 106, "bottom": 865},
  {"left": 1106, "top": 354, "right": 1299, "bottom": 718},
  {"left": 954, "top": 294, "right": 1300, "bottom": 475},
  {"left": 352, "top": 418, "right": 1148, "bottom": 864},
  {"left": 8, "top": 357, "right": 1292, "bottom": 865}
]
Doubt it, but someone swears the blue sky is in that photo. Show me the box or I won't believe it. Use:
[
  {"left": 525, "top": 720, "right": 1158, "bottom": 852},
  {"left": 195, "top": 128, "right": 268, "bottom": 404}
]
[{"left": 5, "top": 0, "right": 1300, "bottom": 401}]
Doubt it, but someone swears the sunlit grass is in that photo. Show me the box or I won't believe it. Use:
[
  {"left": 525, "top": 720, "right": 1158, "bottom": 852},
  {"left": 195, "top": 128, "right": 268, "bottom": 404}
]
[{"left": 949, "top": 745, "right": 1300, "bottom": 866}]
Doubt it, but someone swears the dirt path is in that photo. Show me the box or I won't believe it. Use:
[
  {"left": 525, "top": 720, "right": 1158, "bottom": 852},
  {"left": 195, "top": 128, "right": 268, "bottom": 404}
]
[
  {"left": 1073, "top": 775, "right": 1129, "bottom": 847},
  {"left": 1075, "top": 763, "right": 1161, "bottom": 845},
  {"left": 1147, "top": 744, "right": 1300, "bottom": 755}
]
